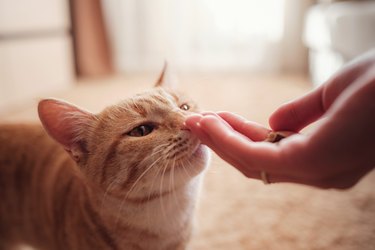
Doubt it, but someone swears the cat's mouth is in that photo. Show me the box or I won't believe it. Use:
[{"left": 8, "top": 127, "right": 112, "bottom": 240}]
[
  {"left": 175, "top": 142, "right": 208, "bottom": 170},
  {"left": 164, "top": 138, "right": 207, "bottom": 165}
]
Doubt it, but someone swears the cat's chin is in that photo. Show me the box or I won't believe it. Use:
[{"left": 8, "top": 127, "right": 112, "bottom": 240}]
[
  {"left": 186, "top": 143, "right": 210, "bottom": 173},
  {"left": 167, "top": 143, "right": 209, "bottom": 179},
  {"left": 191, "top": 144, "right": 209, "bottom": 162}
]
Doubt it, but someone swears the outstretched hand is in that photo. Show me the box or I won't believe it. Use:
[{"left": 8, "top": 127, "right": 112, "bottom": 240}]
[{"left": 185, "top": 50, "right": 375, "bottom": 189}]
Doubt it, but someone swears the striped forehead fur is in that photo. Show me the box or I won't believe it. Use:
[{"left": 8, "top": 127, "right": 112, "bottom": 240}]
[{"left": 104, "top": 89, "right": 180, "bottom": 119}]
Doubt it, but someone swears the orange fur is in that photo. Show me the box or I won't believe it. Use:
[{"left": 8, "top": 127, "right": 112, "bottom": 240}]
[{"left": 0, "top": 69, "right": 209, "bottom": 250}]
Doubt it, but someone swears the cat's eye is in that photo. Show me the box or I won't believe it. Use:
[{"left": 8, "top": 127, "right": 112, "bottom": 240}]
[
  {"left": 180, "top": 103, "right": 190, "bottom": 111},
  {"left": 127, "top": 124, "right": 154, "bottom": 137}
]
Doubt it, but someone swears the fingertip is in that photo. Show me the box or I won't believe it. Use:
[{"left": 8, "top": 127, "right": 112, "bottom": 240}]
[
  {"left": 269, "top": 88, "right": 325, "bottom": 132},
  {"left": 198, "top": 115, "right": 221, "bottom": 129},
  {"left": 185, "top": 114, "right": 202, "bottom": 127},
  {"left": 198, "top": 115, "right": 237, "bottom": 138},
  {"left": 269, "top": 101, "right": 302, "bottom": 131},
  {"left": 268, "top": 105, "right": 285, "bottom": 131}
]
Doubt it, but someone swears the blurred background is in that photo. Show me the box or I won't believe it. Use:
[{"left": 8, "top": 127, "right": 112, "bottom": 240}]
[
  {"left": 1, "top": 0, "right": 374, "bottom": 113},
  {"left": 1, "top": 0, "right": 375, "bottom": 249}
]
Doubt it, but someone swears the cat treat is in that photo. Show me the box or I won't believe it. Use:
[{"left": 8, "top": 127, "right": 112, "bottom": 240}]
[{"left": 265, "top": 131, "right": 294, "bottom": 143}]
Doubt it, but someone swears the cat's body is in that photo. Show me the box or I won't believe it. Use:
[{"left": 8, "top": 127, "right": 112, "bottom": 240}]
[
  {"left": 0, "top": 124, "right": 101, "bottom": 250},
  {"left": 0, "top": 70, "right": 209, "bottom": 250}
]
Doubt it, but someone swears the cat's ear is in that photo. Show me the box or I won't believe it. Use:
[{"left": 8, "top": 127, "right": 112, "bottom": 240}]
[
  {"left": 155, "top": 62, "right": 178, "bottom": 89},
  {"left": 38, "top": 99, "right": 96, "bottom": 163}
]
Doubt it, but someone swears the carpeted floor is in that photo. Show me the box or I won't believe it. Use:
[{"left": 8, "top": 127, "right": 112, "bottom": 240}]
[{"left": 2, "top": 73, "right": 375, "bottom": 250}]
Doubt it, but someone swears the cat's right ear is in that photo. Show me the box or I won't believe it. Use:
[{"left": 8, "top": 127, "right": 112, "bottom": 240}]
[
  {"left": 155, "top": 62, "right": 178, "bottom": 90},
  {"left": 38, "top": 99, "right": 96, "bottom": 163}
]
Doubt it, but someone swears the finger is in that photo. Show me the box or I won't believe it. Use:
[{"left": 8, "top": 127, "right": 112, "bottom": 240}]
[
  {"left": 201, "top": 112, "right": 259, "bottom": 143},
  {"left": 186, "top": 114, "right": 241, "bottom": 163},
  {"left": 269, "top": 87, "right": 325, "bottom": 132},
  {"left": 201, "top": 111, "right": 232, "bottom": 129},
  {"left": 318, "top": 56, "right": 373, "bottom": 109},
  {"left": 184, "top": 114, "right": 202, "bottom": 127},
  {"left": 198, "top": 115, "right": 279, "bottom": 171},
  {"left": 269, "top": 55, "right": 373, "bottom": 132},
  {"left": 187, "top": 114, "right": 259, "bottom": 171},
  {"left": 217, "top": 112, "right": 271, "bottom": 141},
  {"left": 185, "top": 114, "right": 216, "bottom": 146},
  {"left": 186, "top": 114, "right": 254, "bottom": 172},
  {"left": 188, "top": 116, "right": 317, "bottom": 185}
]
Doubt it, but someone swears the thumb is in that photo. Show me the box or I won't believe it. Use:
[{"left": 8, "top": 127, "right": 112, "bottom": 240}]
[
  {"left": 269, "top": 52, "right": 373, "bottom": 132},
  {"left": 269, "top": 87, "right": 325, "bottom": 132}
]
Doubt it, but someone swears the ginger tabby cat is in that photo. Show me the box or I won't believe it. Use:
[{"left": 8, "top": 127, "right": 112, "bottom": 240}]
[{"left": 0, "top": 67, "right": 210, "bottom": 250}]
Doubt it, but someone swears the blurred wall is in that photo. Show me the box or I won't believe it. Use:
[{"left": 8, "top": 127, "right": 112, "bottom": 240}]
[
  {"left": 0, "top": 0, "right": 74, "bottom": 112},
  {"left": 102, "top": 0, "right": 315, "bottom": 74},
  {"left": 281, "top": 0, "right": 315, "bottom": 74},
  {"left": 70, "top": 0, "right": 113, "bottom": 77}
]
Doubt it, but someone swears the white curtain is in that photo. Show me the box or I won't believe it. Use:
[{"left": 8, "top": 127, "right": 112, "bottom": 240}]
[{"left": 102, "top": 0, "right": 312, "bottom": 73}]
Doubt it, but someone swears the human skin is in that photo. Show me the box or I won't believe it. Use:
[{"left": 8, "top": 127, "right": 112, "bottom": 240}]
[{"left": 185, "top": 50, "right": 375, "bottom": 189}]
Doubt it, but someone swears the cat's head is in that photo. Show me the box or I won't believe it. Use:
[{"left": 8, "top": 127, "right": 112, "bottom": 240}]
[{"left": 38, "top": 66, "right": 209, "bottom": 199}]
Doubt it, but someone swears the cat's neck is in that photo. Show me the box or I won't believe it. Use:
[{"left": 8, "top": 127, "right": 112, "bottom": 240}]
[
  {"left": 96, "top": 175, "right": 202, "bottom": 248},
  {"left": 25, "top": 145, "right": 200, "bottom": 249}
]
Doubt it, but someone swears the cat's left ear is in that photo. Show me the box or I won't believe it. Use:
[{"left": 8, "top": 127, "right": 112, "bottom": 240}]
[
  {"left": 155, "top": 62, "right": 178, "bottom": 90},
  {"left": 38, "top": 99, "right": 96, "bottom": 163}
]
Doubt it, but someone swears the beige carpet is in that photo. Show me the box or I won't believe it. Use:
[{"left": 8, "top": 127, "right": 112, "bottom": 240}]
[{"left": 2, "top": 73, "right": 375, "bottom": 250}]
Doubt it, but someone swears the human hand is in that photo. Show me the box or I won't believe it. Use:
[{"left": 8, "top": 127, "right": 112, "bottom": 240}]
[{"left": 185, "top": 50, "right": 375, "bottom": 189}]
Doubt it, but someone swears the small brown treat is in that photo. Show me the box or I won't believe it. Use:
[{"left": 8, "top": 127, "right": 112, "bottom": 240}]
[{"left": 265, "top": 131, "right": 294, "bottom": 143}]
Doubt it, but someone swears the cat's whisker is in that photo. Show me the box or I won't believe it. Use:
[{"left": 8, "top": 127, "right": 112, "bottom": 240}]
[
  {"left": 99, "top": 153, "right": 141, "bottom": 214},
  {"left": 180, "top": 164, "right": 190, "bottom": 184},
  {"left": 145, "top": 158, "right": 168, "bottom": 229},
  {"left": 123, "top": 145, "right": 168, "bottom": 230},
  {"left": 150, "top": 143, "right": 168, "bottom": 155},
  {"left": 126, "top": 155, "right": 164, "bottom": 198},
  {"left": 123, "top": 142, "right": 170, "bottom": 199},
  {"left": 170, "top": 156, "right": 180, "bottom": 208},
  {"left": 147, "top": 143, "right": 172, "bottom": 162},
  {"left": 147, "top": 156, "right": 167, "bottom": 202},
  {"left": 113, "top": 154, "right": 165, "bottom": 229},
  {"left": 181, "top": 159, "right": 192, "bottom": 181},
  {"left": 159, "top": 162, "right": 170, "bottom": 220},
  {"left": 99, "top": 179, "right": 117, "bottom": 215},
  {"left": 185, "top": 159, "right": 195, "bottom": 180},
  {"left": 168, "top": 157, "right": 174, "bottom": 198},
  {"left": 114, "top": 142, "right": 169, "bottom": 228}
]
